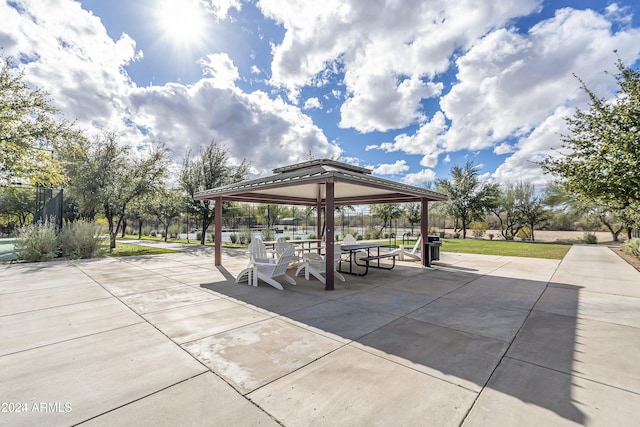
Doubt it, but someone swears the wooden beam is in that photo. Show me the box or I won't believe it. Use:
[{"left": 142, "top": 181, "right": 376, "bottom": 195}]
[
  {"left": 325, "top": 180, "right": 335, "bottom": 291},
  {"left": 214, "top": 197, "right": 222, "bottom": 266},
  {"left": 421, "top": 198, "right": 429, "bottom": 267}
]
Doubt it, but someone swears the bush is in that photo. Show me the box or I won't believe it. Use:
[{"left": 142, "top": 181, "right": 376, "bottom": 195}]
[
  {"left": 621, "top": 238, "right": 640, "bottom": 257},
  {"left": 261, "top": 228, "right": 275, "bottom": 241},
  {"left": 471, "top": 222, "right": 489, "bottom": 238},
  {"left": 15, "top": 220, "right": 58, "bottom": 262},
  {"left": 516, "top": 227, "right": 531, "bottom": 240},
  {"left": 168, "top": 223, "right": 181, "bottom": 239},
  {"left": 308, "top": 233, "right": 317, "bottom": 240},
  {"left": 356, "top": 234, "right": 363, "bottom": 241},
  {"left": 229, "top": 233, "right": 238, "bottom": 244},
  {"left": 488, "top": 233, "right": 495, "bottom": 240},
  {"left": 453, "top": 232, "right": 460, "bottom": 239},
  {"left": 58, "top": 220, "right": 104, "bottom": 259},
  {"left": 239, "top": 228, "right": 252, "bottom": 244},
  {"left": 583, "top": 232, "right": 598, "bottom": 244}
]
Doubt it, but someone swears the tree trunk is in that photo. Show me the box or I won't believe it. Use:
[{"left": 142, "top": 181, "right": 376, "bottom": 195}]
[
  {"left": 107, "top": 214, "right": 116, "bottom": 249},
  {"left": 200, "top": 219, "right": 208, "bottom": 245},
  {"left": 138, "top": 220, "right": 142, "bottom": 239},
  {"left": 164, "top": 223, "right": 169, "bottom": 242},
  {"left": 600, "top": 216, "right": 622, "bottom": 242},
  {"left": 121, "top": 219, "right": 127, "bottom": 238}
]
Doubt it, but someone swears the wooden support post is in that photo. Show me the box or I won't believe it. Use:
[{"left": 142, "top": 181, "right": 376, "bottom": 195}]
[
  {"left": 325, "top": 180, "right": 335, "bottom": 291},
  {"left": 214, "top": 197, "right": 222, "bottom": 266}
]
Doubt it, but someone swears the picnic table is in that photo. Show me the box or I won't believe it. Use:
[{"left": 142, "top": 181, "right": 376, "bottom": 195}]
[
  {"left": 339, "top": 243, "right": 398, "bottom": 276},
  {"left": 263, "top": 239, "right": 323, "bottom": 256}
]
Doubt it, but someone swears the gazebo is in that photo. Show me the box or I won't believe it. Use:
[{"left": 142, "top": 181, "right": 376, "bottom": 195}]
[{"left": 194, "top": 159, "right": 448, "bottom": 290}]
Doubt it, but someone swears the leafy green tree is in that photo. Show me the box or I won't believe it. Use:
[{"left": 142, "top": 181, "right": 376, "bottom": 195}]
[
  {"left": 147, "top": 188, "right": 185, "bottom": 242},
  {"left": 0, "top": 186, "right": 34, "bottom": 226},
  {"left": 181, "top": 140, "right": 248, "bottom": 245},
  {"left": 61, "top": 131, "right": 169, "bottom": 248},
  {"left": 516, "top": 182, "right": 547, "bottom": 241},
  {"left": 493, "top": 182, "right": 547, "bottom": 241},
  {"left": 541, "top": 58, "right": 640, "bottom": 239},
  {"left": 436, "top": 161, "right": 500, "bottom": 239},
  {"left": 0, "top": 54, "right": 82, "bottom": 186},
  {"left": 370, "top": 203, "right": 402, "bottom": 234},
  {"left": 403, "top": 202, "right": 421, "bottom": 235}
]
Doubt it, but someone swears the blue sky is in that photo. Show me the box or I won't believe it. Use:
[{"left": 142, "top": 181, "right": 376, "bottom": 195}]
[{"left": 2, "top": 0, "right": 640, "bottom": 186}]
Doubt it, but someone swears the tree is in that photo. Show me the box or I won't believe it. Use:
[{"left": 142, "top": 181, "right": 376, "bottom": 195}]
[
  {"left": 181, "top": 141, "right": 248, "bottom": 245},
  {"left": 0, "top": 185, "right": 34, "bottom": 227},
  {"left": 516, "top": 182, "right": 548, "bottom": 241},
  {"left": 0, "top": 53, "right": 81, "bottom": 186},
  {"left": 370, "top": 203, "right": 402, "bottom": 234},
  {"left": 147, "top": 188, "right": 185, "bottom": 242},
  {"left": 403, "top": 202, "right": 421, "bottom": 235},
  {"left": 61, "top": 131, "right": 169, "bottom": 248},
  {"left": 492, "top": 182, "right": 547, "bottom": 241},
  {"left": 436, "top": 161, "right": 500, "bottom": 239},
  {"left": 541, "top": 58, "right": 640, "bottom": 240}
]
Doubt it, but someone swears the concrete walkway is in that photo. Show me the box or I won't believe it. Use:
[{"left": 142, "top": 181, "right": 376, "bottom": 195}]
[{"left": 1, "top": 244, "right": 639, "bottom": 426}]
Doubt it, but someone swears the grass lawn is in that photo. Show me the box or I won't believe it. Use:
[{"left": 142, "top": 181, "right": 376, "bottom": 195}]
[
  {"left": 121, "top": 235, "right": 245, "bottom": 249},
  {"left": 440, "top": 238, "right": 570, "bottom": 259},
  {"left": 104, "top": 242, "right": 180, "bottom": 257}
]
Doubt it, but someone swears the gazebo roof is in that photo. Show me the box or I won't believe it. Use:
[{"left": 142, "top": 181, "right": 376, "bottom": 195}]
[{"left": 194, "top": 158, "right": 447, "bottom": 206}]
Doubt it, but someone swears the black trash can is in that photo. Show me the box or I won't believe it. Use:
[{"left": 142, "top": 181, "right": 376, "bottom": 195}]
[{"left": 428, "top": 235, "right": 441, "bottom": 261}]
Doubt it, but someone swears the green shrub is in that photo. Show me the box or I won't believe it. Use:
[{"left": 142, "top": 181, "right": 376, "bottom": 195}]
[
  {"left": 239, "top": 228, "right": 252, "bottom": 244},
  {"left": 356, "top": 234, "right": 363, "bottom": 241},
  {"left": 229, "top": 233, "right": 238, "bottom": 243},
  {"left": 58, "top": 220, "right": 105, "bottom": 259},
  {"left": 516, "top": 227, "right": 531, "bottom": 240},
  {"left": 453, "top": 232, "right": 460, "bottom": 239},
  {"left": 621, "top": 238, "right": 640, "bottom": 257},
  {"left": 583, "top": 232, "right": 598, "bottom": 244},
  {"left": 471, "top": 222, "right": 489, "bottom": 238},
  {"left": 488, "top": 233, "right": 495, "bottom": 240},
  {"left": 309, "top": 233, "right": 317, "bottom": 240},
  {"left": 261, "top": 228, "right": 275, "bottom": 241},
  {"left": 168, "top": 224, "right": 181, "bottom": 239},
  {"left": 15, "top": 220, "right": 58, "bottom": 262}
]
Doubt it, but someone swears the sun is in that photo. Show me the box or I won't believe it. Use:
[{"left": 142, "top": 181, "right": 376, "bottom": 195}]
[{"left": 155, "top": 0, "right": 208, "bottom": 49}]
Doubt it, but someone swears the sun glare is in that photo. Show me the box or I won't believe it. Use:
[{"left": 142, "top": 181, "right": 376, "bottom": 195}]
[{"left": 155, "top": 0, "right": 207, "bottom": 49}]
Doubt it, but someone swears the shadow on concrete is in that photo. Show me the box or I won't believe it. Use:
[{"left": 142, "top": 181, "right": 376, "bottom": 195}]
[{"left": 200, "top": 260, "right": 584, "bottom": 424}]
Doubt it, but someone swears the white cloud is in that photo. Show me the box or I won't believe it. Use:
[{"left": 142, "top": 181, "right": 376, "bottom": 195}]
[
  {"left": 303, "top": 97, "right": 322, "bottom": 110},
  {"left": 1, "top": 0, "right": 341, "bottom": 176},
  {"left": 403, "top": 169, "right": 436, "bottom": 186},
  {"left": 127, "top": 79, "right": 341, "bottom": 176},
  {"left": 197, "top": 53, "right": 239, "bottom": 87},
  {"left": 0, "top": 0, "right": 139, "bottom": 132},
  {"left": 371, "top": 160, "right": 409, "bottom": 175},
  {"left": 366, "top": 111, "right": 448, "bottom": 167},
  {"left": 201, "top": 0, "right": 241, "bottom": 19},
  {"left": 440, "top": 7, "right": 640, "bottom": 153},
  {"left": 492, "top": 106, "right": 571, "bottom": 185},
  {"left": 493, "top": 143, "right": 515, "bottom": 155},
  {"left": 259, "top": 0, "right": 542, "bottom": 132}
]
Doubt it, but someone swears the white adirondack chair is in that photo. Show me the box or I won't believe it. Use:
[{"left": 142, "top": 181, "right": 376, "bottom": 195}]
[
  {"left": 342, "top": 234, "right": 358, "bottom": 245},
  {"left": 295, "top": 243, "right": 346, "bottom": 285},
  {"left": 391, "top": 235, "right": 422, "bottom": 261},
  {"left": 253, "top": 253, "right": 297, "bottom": 290},
  {"left": 235, "top": 238, "right": 275, "bottom": 284}
]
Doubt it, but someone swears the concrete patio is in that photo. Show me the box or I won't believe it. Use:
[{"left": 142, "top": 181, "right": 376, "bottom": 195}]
[{"left": 1, "top": 244, "right": 639, "bottom": 426}]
